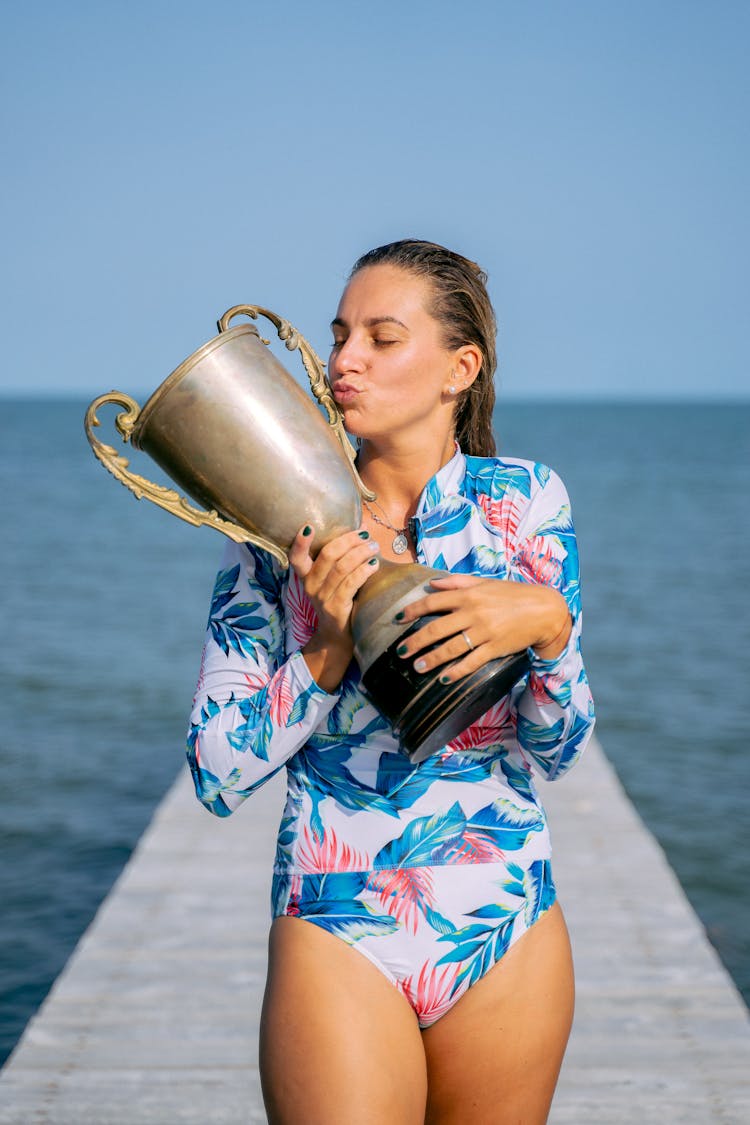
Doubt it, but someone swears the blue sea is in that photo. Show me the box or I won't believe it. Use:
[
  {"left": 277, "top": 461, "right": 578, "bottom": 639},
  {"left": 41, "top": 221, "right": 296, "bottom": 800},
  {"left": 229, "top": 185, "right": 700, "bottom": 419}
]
[{"left": 1, "top": 398, "right": 748, "bottom": 1064}]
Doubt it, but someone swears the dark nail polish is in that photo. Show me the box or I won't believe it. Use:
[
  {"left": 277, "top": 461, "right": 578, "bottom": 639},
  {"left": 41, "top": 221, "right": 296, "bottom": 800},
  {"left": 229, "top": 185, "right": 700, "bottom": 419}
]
[
  {"left": 358, "top": 530, "right": 370, "bottom": 539},
  {"left": 439, "top": 674, "right": 451, "bottom": 685},
  {"left": 368, "top": 557, "right": 378, "bottom": 566},
  {"left": 302, "top": 525, "right": 312, "bottom": 537},
  {"left": 394, "top": 610, "right": 405, "bottom": 621},
  {"left": 397, "top": 643, "right": 408, "bottom": 656}
]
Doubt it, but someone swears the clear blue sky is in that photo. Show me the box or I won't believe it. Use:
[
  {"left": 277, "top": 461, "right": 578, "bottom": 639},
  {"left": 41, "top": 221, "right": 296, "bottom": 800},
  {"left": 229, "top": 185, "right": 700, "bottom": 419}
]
[{"left": 1, "top": 0, "right": 748, "bottom": 399}]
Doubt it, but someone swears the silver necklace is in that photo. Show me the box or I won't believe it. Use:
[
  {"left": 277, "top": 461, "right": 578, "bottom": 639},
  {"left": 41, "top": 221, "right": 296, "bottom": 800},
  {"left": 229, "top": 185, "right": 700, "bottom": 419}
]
[{"left": 364, "top": 499, "right": 410, "bottom": 555}]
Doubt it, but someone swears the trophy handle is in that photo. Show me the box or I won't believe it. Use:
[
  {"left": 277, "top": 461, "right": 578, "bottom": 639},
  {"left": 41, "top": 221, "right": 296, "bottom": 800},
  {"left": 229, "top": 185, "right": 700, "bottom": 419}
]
[
  {"left": 84, "top": 391, "right": 290, "bottom": 566},
  {"left": 218, "top": 304, "right": 376, "bottom": 502}
]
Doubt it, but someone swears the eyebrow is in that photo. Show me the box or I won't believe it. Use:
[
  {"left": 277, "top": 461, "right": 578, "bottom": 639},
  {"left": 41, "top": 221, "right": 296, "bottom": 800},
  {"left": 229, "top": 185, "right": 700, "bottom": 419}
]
[{"left": 330, "top": 316, "right": 409, "bottom": 330}]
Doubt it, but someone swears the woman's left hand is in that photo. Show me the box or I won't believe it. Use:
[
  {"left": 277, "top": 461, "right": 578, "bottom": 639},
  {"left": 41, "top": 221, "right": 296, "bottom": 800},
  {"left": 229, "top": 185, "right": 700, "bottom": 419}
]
[{"left": 394, "top": 574, "right": 572, "bottom": 683}]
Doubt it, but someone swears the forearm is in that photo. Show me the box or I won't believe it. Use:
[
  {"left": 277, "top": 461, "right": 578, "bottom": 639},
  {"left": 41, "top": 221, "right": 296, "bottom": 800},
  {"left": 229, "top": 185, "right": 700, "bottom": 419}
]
[
  {"left": 301, "top": 634, "right": 353, "bottom": 694},
  {"left": 188, "top": 650, "right": 338, "bottom": 815},
  {"left": 516, "top": 618, "right": 595, "bottom": 778}
]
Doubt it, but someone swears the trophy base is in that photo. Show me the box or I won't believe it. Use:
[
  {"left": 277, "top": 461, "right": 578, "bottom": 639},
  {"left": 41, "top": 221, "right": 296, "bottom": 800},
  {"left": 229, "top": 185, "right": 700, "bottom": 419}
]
[{"left": 361, "top": 618, "right": 531, "bottom": 763}]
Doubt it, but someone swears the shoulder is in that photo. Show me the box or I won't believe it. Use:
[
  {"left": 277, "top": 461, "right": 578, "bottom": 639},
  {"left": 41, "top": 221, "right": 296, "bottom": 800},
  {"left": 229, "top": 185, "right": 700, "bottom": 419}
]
[{"left": 463, "top": 454, "right": 564, "bottom": 503}]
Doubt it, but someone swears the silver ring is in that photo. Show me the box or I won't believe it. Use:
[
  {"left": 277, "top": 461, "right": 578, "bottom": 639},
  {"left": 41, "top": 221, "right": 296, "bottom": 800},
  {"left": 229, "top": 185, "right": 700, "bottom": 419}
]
[{"left": 462, "top": 630, "right": 474, "bottom": 652}]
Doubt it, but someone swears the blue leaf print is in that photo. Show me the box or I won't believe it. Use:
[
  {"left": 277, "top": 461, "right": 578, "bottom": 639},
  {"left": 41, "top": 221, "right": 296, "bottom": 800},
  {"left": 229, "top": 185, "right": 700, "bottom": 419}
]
[
  {"left": 295, "top": 745, "right": 399, "bottom": 840},
  {"left": 463, "top": 798, "right": 545, "bottom": 854},
  {"left": 226, "top": 690, "right": 272, "bottom": 759},
  {"left": 297, "top": 871, "right": 368, "bottom": 907},
  {"left": 306, "top": 711, "right": 387, "bottom": 755},
  {"left": 326, "top": 669, "right": 370, "bottom": 734},
  {"left": 502, "top": 862, "right": 526, "bottom": 898},
  {"left": 373, "top": 750, "right": 415, "bottom": 797},
  {"left": 420, "top": 498, "right": 474, "bottom": 540},
  {"left": 465, "top": 458, "right": 531, "bottom": 502},
  {"left": 438, "top": 923, "right": 491, "bottom": 951},
  {"left": 274, "top": 814, "right": 297, "bottom": 869},
  {"left": 191, "top": 696, "right": 221, "bottom": 728},
  {"left": 305, "top": 901, "right": 401, "bottom": 942},
  {"left": 451, "top": 543, "right": 507, "bottom": 576},
  {"left": 287, "top": 683, "right": 319, "bottom": 727},
  {"left": 249, "top": 546, "right": 282, "bottom": 602},
  {"left": 377, "top": 753, "right": 491, "bottom": 809},
  {"left": 533, "top": 503, "right": 574, "bottom": 540},
  {"left": 294, "top": 873, "right": 402, "bottom": 938},
  {"left": 497, "top": 757, "right": 535, "bottom": 800},
  {"left": 427, "top": 550, "right": 450, "bottom": 571},
  {"left": 189, "top": 764, "right": 245, "bottom": 816},
  {"left": 210, "top": 599, "right": 268, "bottom": 659},
  {"left": 547, "top": 708, "right": 592, "bottom": 775},
  {"left": 523, "top": 859, "right": 555, "bottom": 924},
  {"left": 436, "top": 911, "right": 519, "bottom": 990},
  {"left": 271, "top": 872, "right": 292, "bottom": 916},
  {"left": 374, "top": 802, "right": 466, "bottom": 869},
  {"left": 516, "top": 714, "right": 566, "bottom": 755},
  {"left": 208, "top": 565, "right": 241, "bottom": 620},
  {"left": 469, "top": 902, "right": 519, "bottom": 922},
  {"left": 489, "top": 462, "right": 532, "bottom": 500},
  {"left": 531, "top": 667, "right": 572, "bottom": 709},
  {"left": 534, "top": 463, "right": 551, "bottom": 488}
]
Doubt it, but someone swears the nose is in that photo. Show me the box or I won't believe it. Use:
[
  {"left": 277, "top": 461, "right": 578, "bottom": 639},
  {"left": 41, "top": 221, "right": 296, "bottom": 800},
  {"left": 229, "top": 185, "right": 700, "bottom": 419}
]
[{"left": 331, "top": 332, "right": 366, "bottom": 375}]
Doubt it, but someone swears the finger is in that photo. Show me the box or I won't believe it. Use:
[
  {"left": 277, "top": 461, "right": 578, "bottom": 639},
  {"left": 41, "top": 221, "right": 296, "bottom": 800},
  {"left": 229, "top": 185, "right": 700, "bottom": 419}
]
[
  {"left": 426, "top": 574, "right": 483, "bottom": 590},
  {"left": 433, "top": 646, "right": 494, "bottom": 686},
  {"left": 393, "top": 587, "right": 481, "bottom": 627},
  {"left": 404, "top": 628, "right": 483, "bottom": 676},
  {"left": 316, "top": 528, "right": 377, "bottom": 566},
  {"left": 288, "top": 524, "right": 315, "bottom": 577},
  {"left": 395, "top": 612, "right": 472, "bottom": 658},
  {"left": 308, "top": 536, "right": 380, "bottom": 601},
  {"left": 324, "top": 553, "right": 381, "bottom": 610}
]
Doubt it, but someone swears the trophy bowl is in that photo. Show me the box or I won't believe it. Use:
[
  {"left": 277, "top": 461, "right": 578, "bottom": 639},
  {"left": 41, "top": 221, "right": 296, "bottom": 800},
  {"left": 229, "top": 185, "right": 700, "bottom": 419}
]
[{"left": 84, "top": 305, "right": 528, "bottom": 762}]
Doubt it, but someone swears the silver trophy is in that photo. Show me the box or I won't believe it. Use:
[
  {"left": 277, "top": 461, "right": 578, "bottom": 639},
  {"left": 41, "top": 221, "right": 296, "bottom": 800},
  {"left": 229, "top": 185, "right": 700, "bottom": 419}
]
[{"left": 85, "top": 306, "right": 528, "bottom": 761}]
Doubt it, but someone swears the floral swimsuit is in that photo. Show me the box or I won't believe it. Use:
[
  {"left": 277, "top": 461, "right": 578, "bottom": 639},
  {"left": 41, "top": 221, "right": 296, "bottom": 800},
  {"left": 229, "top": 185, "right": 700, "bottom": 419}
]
[{"left": 187, "top": 449, "right": 595, "bottom": 1026}]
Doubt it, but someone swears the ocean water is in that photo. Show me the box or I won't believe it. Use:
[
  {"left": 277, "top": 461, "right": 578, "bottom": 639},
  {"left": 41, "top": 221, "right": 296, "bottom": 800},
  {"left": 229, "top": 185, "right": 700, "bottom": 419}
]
[{"left": 1, "top": 398, "right": 748, "bottom": 1064}]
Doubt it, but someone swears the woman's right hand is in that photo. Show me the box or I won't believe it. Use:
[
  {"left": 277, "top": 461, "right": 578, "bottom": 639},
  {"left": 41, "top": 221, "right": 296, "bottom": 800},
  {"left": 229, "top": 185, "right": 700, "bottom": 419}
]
[{"left": 289, "top": 525, "right": 380, "bottom": 692}]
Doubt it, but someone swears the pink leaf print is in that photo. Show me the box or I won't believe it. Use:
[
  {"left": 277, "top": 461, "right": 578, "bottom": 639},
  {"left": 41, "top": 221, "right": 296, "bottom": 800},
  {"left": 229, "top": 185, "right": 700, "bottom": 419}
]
[
  {"left": 367, "top": 867, "right": 436, "bottom": 935},
  {"left": 442, "top": 831, "right": 505, "bottom": 865},
  {"left": 268, "top": 666, "right": 295, "bottom": 726},
  {"left": 244, "top": 670, "right": 269, "bottom": 693},
  {"left": 399, "top": 962, "right": 461, "bottom": 1025},
  {"left": 296, "top": 826, "right": 370, "bottom": 874},
  {"left": 447, "top": 697, "right": 512, "bottom": 753},
  {"left": 516, "top": 538, "right": 562, "bottom": 587},
  {"left": 286, "top": 874, "right": 303, "bottom": 916},
  {"left": 477, "top": 492, "right": 524, "bottom": 548},
  {"left": 287, "top": 571, "right": 319, "bottom": 646},
  {"left": 528, "top": 670, "right": 555, "bottom": 704}
]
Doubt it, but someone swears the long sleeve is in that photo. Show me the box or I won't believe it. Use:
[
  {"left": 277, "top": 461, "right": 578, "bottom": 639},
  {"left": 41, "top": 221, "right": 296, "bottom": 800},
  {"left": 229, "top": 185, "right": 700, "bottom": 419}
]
[
  {"left": 509, "top": 466, "right": 595, "bottom": 779},
  {"left": 187, "top": 540, "right": 339, "bottom": 817}
]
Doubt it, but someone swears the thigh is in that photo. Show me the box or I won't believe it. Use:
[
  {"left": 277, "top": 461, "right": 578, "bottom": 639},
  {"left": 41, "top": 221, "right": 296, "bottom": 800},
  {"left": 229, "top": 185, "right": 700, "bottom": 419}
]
[
  {"left": 260, "top": 916, "right": 428, "bottom": 1125},
  {"left": 422, "top": 902, "right": 575, "bottom": 1125}
]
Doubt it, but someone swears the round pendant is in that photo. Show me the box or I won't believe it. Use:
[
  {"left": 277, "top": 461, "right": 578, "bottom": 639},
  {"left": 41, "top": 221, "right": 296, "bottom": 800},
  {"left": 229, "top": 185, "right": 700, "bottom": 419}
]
[{"left": 392, "top": 532, "right": 409, "bottom": 555}]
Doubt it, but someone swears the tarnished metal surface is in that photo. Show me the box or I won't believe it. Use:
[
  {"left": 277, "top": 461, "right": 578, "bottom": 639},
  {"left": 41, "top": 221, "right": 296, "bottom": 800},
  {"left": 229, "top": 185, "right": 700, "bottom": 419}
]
[{"left": 84, "top": 309, "right": 373, "bottom": 566}]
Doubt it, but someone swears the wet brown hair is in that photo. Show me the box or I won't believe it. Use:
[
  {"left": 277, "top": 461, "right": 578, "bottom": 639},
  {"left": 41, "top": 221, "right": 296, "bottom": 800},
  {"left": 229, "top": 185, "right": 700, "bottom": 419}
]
[{"left": 349, "top": 239, "right": 497, "bottom": 457}]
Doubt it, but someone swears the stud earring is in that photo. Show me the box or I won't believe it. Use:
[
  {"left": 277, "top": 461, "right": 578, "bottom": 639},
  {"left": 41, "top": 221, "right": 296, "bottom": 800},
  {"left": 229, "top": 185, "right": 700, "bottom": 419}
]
[{"left": 448, "top": 385, "right": 457, "bottom": 395}]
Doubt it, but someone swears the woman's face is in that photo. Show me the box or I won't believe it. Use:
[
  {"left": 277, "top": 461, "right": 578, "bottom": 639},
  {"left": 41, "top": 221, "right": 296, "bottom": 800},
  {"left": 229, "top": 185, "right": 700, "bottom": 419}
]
[{"left": 328, "top": 264, "right": 460, "bottom": 446}]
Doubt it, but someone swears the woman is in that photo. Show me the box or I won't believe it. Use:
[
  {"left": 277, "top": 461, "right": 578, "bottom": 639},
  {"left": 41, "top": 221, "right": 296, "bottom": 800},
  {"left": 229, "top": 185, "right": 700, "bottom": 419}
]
[{"left": 188, "top": 240, "right": 595, "bottom": 1124}]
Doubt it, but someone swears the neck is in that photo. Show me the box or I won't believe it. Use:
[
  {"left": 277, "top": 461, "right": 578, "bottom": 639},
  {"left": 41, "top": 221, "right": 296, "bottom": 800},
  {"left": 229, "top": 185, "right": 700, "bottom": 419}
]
[{"left": 356, "top": 430, "right": 457, "bottom": 519}]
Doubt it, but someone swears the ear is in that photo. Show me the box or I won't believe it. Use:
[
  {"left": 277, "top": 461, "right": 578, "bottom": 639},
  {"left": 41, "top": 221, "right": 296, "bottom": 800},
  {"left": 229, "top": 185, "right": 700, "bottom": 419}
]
[{"left": 443, "top": 344, "right": 482, "bottom": 395}]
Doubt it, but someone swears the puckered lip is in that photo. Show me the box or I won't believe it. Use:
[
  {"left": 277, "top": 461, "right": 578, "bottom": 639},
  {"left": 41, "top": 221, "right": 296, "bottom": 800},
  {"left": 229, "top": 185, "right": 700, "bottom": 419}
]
[{"left": 332, "top": 381, "right": 363, "bottom": 397}]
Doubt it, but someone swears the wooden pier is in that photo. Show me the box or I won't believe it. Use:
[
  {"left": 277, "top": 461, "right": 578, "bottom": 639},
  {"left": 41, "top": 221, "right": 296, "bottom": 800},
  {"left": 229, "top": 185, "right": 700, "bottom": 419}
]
[{"left": 1, "top": 738, "right": 748, "bottom": 1123}]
